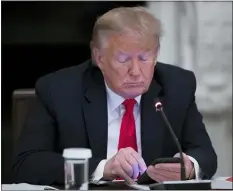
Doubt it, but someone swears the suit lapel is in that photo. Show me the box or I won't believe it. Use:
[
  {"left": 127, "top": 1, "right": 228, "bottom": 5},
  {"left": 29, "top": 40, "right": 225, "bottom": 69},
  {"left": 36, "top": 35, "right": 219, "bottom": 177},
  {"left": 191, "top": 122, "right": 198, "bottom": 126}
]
[
  {"left": 82, "top": 62, "right": 167, "bottom": 163},
  {"left": 82, "top": 65, "right": 108, "bottom": 159},
  {"left": 141, "top": 79, "right": 166, "bottom": 165}
]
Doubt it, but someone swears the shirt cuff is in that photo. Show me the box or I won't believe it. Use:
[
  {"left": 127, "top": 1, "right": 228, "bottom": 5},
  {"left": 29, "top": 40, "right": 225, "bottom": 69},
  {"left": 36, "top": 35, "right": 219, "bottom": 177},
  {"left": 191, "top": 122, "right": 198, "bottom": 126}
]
[
  {"left": 91, "top": 159, "right": 107, "bottom": 181},
  {"left": 187, "top": 155, "right": 202, "bottom": 180},
  {"left": 173, "top": 153, "right": 202, "bottom": 180}
]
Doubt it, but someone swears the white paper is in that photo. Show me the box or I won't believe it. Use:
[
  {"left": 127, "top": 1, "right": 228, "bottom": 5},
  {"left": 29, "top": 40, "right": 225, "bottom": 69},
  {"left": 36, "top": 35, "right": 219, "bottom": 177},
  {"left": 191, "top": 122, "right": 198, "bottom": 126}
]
[
  {"left": 127, "top": 179, "right": 233, "bottom": 190},
  {"left": 126, "top": 182, "right": 150, "bottom": 190},
  {"left": 211, "top": 178, "right": 233, "bottom": 190},
  {"left": 1, "top": 183, "right": 58, "bottom": 190}
]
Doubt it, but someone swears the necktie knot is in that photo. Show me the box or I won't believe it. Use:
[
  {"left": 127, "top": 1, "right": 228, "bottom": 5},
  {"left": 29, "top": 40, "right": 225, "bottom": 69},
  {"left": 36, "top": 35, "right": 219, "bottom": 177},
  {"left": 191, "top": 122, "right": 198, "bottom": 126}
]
[{"left": 123, "top": 99, "right": 136, "bottom": 112}]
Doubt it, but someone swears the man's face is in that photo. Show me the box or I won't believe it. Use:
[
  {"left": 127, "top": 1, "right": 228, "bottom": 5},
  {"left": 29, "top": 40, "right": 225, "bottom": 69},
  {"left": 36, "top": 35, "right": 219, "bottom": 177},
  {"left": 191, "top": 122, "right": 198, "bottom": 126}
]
[{"left": 94, "top": 33, "right": 159, "bottom": 99}]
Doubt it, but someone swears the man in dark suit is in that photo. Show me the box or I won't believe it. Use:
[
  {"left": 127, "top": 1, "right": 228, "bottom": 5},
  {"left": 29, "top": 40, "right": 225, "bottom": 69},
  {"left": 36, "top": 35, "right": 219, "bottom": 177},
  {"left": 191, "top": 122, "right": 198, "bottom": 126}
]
[{"left": 12, "top": 6, "right": 217, "bottom": 186}]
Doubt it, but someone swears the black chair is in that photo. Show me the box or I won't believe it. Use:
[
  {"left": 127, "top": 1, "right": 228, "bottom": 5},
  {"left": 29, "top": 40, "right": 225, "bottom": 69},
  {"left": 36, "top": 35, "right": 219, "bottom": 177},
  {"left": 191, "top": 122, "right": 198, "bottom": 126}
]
[{"left": 12, "top": 89, "right": 38, "bottom": 145}]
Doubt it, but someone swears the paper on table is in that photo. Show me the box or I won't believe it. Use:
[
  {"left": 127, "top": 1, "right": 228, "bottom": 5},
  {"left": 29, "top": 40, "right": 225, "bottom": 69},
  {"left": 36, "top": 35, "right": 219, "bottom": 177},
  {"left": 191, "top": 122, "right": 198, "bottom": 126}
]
[
  {"left": 126, "top": 182, "right": 150, "bottom": 190},
  {"left": 90, "top": 179, "right": 125, "bottom": 185},
  {"left": 1, "top": 183, "right": 58, "bottom": 190},
  {"left": 127, "top": 178, "right": 233, "bottom": 190},
  {"left": 211, "top": 177, "right": 233, "bottom": 190},
  {"left": 4, "top": 180, "right": 126, "bottom": 190}
]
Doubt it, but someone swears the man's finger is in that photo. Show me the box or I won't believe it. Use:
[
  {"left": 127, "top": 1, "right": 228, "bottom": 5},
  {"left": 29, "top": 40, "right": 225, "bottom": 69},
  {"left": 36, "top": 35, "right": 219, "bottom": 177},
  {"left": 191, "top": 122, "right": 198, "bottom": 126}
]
[
  {"left": 155, "top": 163, "right": 181, "bottom": 173},
  {"left": 148, "top": 165, "right": 181, "bottom": 181},
  {"left": 153, "top": 168, "right": 181, "bottom": 180},
  {"left": 147, "top": 166, "right": 169, "bottom": 182},
  {"left": 173, "top": 152, "right": 188, "bottom": 159},
  {"left": 183, "top": 154, "right": 192, "bottom": 164},
  {"left": 124, "top": 154, "right": 140, "bottom": 179},
  {"left": 131, "top": 151, "right": 147, "bottom": 173},
  {"left": 173, "top": 153, "right": 194, "bottom": 178},
  {"left": 118, "top": 157, "right": 134, "bottom": 178},
  {"left": 118, "top": 163, "right": 135, "bottom": 185},
  {"left": 174, "top": 153, "right": 192, "bottom": 168},
  {"left": 148, "top": 173, "right": 167, "bottom": 182}
]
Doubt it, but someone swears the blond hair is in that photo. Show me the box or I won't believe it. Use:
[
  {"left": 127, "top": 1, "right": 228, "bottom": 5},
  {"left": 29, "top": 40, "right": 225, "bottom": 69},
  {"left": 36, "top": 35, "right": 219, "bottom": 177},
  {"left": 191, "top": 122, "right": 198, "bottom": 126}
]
[{"left": 91, "top": 6, "right": 162, "bottom": 50}]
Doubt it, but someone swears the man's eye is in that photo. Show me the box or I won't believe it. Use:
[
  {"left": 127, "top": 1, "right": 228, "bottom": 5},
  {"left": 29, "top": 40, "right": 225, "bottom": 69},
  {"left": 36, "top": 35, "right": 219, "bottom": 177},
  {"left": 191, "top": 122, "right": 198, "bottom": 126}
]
[
  {"left": 139, "top": 53, "right": 149, "bottom": 61},
  {"left": 117, "top": 55, "right": 130, "bottom": 63}
]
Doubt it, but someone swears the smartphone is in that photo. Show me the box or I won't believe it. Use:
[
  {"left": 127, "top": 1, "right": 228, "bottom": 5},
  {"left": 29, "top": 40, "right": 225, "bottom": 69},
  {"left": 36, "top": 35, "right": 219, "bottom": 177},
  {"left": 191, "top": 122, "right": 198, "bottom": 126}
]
[{"left": 137, "top": 157, "right": 181, "bottom": 185}]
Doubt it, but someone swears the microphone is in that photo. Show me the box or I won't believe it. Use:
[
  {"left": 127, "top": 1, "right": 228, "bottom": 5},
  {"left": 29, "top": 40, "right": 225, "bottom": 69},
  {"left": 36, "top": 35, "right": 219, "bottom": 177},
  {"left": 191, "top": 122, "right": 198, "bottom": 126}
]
[
  {"left": 145, "top": 99, "right": 212, "bottom": 190},
  {"left": 135, "top": 99, "right": 212, "bottom": 190},
  {"left": 154, "top": 100, "right": 186, "bottom": 180}
]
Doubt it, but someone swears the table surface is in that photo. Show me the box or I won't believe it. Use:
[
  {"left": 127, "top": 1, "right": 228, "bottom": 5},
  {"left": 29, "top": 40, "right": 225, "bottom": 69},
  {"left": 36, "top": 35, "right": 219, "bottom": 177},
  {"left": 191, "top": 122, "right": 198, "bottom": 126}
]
[
  {"left": 2, "top": 177, "right": 232, "bottom": 190},
  {"left": 51, "top": 182, "right": 134, "bottom": 190},
  {"left": 1, "top": 182, "right": 135, "bottom": 190},
  {"left": 89, "top": 182, "right": 134, "bottom": 190}
]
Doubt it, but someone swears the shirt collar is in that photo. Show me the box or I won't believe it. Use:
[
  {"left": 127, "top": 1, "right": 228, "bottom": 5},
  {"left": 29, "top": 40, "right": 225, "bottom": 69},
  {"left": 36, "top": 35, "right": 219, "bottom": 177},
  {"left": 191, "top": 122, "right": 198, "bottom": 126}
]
[{"left": 105, "top": 82, "right": 141, "bottom": 113}]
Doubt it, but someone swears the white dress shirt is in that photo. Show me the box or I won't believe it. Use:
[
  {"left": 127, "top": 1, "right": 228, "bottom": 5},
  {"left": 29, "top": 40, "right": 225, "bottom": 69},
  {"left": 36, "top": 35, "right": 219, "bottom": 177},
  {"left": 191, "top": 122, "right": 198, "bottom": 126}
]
[{"left": 92, "top": 83, "right": 201, "bottom": 181}]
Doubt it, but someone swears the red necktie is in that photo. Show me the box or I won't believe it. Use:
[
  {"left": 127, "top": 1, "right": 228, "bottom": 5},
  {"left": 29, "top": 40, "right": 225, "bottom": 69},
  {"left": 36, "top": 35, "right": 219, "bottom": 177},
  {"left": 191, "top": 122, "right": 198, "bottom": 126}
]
[{"left": 118, "top": 99, "right": 138, "bottom": 152}]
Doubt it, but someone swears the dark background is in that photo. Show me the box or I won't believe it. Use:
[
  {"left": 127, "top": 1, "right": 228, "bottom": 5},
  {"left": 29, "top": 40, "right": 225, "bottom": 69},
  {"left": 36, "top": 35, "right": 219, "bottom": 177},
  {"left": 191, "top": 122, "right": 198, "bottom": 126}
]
[{"left": 1, "top": 1, "right": 146, "bottom": 183}]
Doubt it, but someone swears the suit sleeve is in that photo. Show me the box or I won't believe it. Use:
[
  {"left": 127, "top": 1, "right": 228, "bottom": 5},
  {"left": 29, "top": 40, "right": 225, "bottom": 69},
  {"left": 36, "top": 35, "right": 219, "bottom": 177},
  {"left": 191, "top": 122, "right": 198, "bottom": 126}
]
[
  {"left": 11, "top": 77, "right": 103, "bottom": 186},
  {"left": 181, "top": 72, "right": 217, "bottom": 179},
  {"left": 11, "top": 78, "right": 65, "bottom": 186}
]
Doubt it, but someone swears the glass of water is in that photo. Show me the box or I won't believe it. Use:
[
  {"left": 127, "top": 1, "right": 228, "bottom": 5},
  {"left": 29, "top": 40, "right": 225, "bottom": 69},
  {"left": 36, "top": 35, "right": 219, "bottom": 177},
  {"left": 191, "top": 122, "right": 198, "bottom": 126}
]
[{"left": 63, "top": 148, "right": 92, "bottom": 190}]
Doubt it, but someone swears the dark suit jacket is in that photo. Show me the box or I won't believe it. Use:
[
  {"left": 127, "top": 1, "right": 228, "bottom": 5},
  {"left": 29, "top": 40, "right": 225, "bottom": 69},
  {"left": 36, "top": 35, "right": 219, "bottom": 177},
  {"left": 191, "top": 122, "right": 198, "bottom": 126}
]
[{"left": 12, "top": 59, "right": 217, "bottom": 186}]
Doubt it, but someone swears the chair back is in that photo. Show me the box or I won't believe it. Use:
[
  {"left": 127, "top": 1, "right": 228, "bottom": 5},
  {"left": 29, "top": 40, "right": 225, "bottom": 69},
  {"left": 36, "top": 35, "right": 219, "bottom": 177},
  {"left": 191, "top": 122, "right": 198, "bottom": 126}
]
[{"left": 12, "top": 89, "right": 38, "bottom": 145}]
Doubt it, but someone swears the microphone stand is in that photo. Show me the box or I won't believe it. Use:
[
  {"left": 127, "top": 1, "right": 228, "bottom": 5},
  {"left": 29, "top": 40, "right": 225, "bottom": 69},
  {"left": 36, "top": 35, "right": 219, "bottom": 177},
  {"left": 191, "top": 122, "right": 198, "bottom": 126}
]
[
  {"left": 148, "top": 100, "right": 212, "bottom": 190},
  {"left": 156, "top": 105, "right": 186, "bottom": 181}
]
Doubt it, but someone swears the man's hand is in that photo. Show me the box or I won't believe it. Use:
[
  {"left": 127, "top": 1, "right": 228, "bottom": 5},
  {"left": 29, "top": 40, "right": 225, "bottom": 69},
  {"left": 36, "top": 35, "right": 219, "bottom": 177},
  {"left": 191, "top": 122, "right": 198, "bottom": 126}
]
[
  {"left": 103, "top": 147, "right": 147, "bottom": 184},
  {"left": 147, "top": 153, "right": 194, "bottom": 182}
]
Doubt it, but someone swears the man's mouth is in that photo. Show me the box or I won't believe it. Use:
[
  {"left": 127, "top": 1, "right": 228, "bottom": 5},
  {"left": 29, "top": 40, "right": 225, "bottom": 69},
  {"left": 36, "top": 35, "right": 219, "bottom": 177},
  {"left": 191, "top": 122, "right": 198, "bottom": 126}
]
[{"left": 124, "top": 82, "right": 144, "bottom": 87}]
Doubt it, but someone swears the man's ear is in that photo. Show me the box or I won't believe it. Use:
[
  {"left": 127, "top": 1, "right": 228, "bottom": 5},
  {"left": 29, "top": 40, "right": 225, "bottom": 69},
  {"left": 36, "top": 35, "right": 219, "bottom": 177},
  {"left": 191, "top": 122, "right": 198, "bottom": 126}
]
[{"left": 92, "top": 46, "right": 104, "bottom": 69}]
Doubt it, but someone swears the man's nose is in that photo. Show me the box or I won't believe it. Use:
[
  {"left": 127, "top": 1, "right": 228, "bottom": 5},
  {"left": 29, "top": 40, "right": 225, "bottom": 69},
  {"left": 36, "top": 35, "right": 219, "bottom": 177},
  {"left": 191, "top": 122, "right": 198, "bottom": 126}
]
[{"left": 129, "top": 58, "right": 141, "bottom": 76}]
